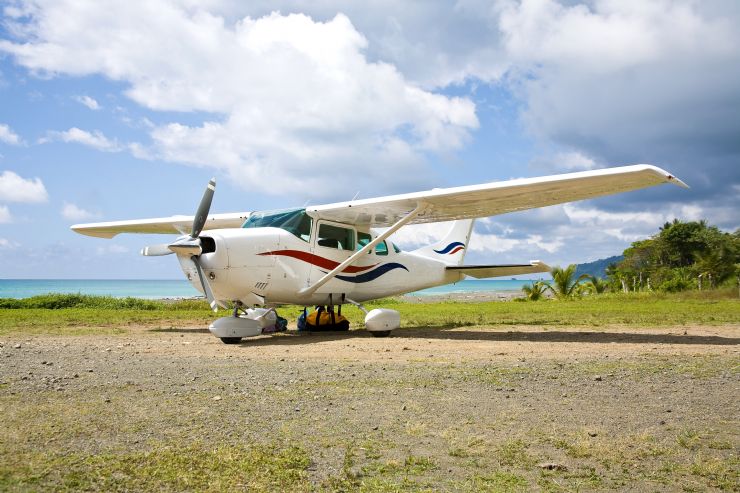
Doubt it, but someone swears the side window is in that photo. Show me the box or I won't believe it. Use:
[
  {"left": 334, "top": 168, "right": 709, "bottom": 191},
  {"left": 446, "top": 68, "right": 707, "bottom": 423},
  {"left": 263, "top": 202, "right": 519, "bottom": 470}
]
[
  {"left": 317, "top": 223, "right": 355, "bottom": 250},
  {"left": 375, "top": 240, "right": 388, "bottom": 256},
  {"left": 392, "top": 242, "right": 401, "bottom": 253},
  {"left": 357, "top": 232, "right": 372, "bottom": 253}
]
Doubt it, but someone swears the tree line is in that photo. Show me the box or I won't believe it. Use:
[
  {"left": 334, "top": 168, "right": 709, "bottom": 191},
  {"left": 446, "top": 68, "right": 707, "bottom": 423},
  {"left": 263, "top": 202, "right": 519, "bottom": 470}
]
[{"left": 522, "top": 220, "right": 739, "bottom": 299}]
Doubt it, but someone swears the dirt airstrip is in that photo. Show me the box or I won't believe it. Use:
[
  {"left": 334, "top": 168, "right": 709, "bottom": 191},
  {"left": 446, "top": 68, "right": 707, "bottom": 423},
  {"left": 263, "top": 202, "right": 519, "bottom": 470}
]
[{"left": 2, "top": 323, "right": 739, "bottom": 491}]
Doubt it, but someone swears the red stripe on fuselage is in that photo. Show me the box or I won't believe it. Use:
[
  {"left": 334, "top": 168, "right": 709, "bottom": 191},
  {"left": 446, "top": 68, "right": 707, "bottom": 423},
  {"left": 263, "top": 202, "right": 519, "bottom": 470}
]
[
  {"left": 259, "top": 250, "right": 378, "bottom": 273},
  {"left": 449, "top": 246, "right": 465, "bottom": 255}
]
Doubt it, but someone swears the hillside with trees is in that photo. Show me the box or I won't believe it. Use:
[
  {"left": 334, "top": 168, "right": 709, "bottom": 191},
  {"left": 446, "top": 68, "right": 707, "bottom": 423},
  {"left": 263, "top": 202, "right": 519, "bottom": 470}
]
[
  {"left": 575, "top": 255, "right": 623, "bottom": 278},
  {"left": 606, "top": 220, "right": 739, "bottom": 292}
]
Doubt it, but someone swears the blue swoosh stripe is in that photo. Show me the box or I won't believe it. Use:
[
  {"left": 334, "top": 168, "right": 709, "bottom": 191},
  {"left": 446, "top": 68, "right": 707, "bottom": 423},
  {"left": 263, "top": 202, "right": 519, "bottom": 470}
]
[
  {"left": 334, "top": 263, "right": 409, "bottom": 283},
  {"left": 433, "top": 241, "right": 465, "bottom": 254}
]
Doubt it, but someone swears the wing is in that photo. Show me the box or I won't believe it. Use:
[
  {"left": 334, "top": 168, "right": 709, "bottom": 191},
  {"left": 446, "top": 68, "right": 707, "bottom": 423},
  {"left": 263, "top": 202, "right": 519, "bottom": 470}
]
[
  {"left": 447, "top": 261, "right": 551, "bottom": 279},
  {"left": 308, "top": 164, "right": 687, "bottom": 227},
  {"left": 71, "top": 212, "right": 250, "bottom": 239}
]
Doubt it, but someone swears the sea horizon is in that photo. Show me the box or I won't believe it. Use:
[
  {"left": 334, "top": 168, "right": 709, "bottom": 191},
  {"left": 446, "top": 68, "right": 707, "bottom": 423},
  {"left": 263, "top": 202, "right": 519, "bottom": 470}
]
[{"left": 0, "top": 278, "right": 542, "bottom": 299}]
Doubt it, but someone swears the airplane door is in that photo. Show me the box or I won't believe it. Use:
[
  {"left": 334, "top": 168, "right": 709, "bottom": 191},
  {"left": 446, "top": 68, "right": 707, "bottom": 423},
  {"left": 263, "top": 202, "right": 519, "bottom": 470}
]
[{"left": 309, "top": 221, "right": 357, "bottom": 296}]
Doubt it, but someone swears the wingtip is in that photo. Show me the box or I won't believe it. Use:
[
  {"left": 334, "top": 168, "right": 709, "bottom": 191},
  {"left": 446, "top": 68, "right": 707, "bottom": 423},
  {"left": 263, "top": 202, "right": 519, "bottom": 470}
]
[
  {"left": 666, "top": 174, "right": 689, "bottom": 189},
  {"left": 641, "top": 164, "right": 689, "bottom": 189}
]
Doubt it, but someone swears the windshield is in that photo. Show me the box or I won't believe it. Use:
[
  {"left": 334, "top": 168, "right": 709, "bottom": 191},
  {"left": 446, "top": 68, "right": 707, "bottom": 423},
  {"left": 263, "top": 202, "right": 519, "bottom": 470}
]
[{"left": 242, "top": 208, "right": 312, "bottom": 242}]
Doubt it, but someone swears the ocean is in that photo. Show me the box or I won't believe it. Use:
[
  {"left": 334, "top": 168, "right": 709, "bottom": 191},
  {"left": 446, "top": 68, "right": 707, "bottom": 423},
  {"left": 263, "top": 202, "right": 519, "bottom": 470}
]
[{"left": 0, "top": 278, "right": 539, "bottom": 299}]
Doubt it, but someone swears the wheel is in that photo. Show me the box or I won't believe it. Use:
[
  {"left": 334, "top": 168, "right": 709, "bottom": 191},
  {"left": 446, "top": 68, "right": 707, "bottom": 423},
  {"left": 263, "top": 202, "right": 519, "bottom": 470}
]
[
  {"left": 220, "top": 337, "right": 242, "bottom": 344},
  {"left": 369, "top": 330, "right": 391, "bottom": 338}
]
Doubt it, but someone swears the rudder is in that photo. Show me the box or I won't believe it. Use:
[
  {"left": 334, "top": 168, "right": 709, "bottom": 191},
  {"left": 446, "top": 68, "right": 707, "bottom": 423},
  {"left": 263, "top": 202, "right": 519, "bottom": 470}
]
[{"left": 412, "top": 219, "right": 474, "bottom": 266}]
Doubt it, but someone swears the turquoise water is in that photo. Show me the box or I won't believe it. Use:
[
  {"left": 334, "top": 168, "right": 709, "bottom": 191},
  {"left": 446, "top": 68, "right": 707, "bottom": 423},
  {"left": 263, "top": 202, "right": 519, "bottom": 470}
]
[
  {"left": 0, "top": 279, "right": 201, "bottom": 299},
  {"left": 0, "top": 278, "right": 539, "bottom": 299}
]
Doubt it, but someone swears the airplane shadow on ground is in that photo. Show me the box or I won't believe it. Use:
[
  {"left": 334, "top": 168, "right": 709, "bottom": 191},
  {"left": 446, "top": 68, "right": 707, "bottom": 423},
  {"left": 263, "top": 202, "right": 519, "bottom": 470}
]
[{"left": 149, "top": 326, "right": 740, "bottom": 347}]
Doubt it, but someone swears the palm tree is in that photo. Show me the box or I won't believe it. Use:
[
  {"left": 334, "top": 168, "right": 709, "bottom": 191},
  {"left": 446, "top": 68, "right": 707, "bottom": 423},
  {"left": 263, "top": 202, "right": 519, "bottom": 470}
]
[
  {"left": 522, "top": 281, "right": 548, "bottom": 301},
  {"left": 584, "top": 275, "right": 609, "bottom": 295},
  {"left": 545, "top": 264, "right": 590, "bottom": 299}
]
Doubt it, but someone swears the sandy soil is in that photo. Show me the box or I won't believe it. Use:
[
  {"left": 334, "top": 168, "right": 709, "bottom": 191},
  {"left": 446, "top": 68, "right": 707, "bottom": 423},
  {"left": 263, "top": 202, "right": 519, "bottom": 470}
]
[{"left": 2, "top": 323, "right": 738, "bottom": 491}]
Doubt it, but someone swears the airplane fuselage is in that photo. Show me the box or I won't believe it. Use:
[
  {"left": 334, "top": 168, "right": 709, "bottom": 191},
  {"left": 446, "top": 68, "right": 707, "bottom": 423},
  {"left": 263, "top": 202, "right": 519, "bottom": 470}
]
[{"left": 178, "top": 226, "right": 462, "bottom": 307}]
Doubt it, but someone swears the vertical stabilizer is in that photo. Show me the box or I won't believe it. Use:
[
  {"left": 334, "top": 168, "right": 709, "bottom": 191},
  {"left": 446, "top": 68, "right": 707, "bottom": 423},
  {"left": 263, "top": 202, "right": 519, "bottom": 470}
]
[{"left": 412, "top": 219, "right": 474, "bottom": 266}]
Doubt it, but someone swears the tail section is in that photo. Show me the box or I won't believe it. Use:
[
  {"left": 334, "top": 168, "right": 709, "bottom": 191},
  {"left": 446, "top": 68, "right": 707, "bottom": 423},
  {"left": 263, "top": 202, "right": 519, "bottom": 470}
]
[{"left": 413, "top": 219, "right": 474, "bottom": 266}]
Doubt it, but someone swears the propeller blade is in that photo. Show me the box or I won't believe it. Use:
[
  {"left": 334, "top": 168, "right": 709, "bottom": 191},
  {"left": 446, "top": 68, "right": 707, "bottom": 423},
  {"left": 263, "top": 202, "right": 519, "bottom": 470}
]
[
  {"left": 141, "top": 244, "right": 174, "bottom": 256},
  {"left": 193, "top": 256, "right": 218, "bottom": 312},
  {"left": 191, "top": 178, "right": 216, "bottom": 239}
]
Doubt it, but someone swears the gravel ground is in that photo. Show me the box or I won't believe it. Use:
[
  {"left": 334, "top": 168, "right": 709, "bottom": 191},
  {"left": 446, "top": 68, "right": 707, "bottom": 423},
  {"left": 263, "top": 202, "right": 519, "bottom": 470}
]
[{"left": 1, "top": 323, "right": 738, "bottom": 491}]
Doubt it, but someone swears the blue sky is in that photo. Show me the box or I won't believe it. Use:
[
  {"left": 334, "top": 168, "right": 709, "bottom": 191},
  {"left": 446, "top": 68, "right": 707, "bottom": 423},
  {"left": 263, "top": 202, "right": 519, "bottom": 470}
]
[{"left": 0, "top": 0, "right": 738, "bottom": 279}]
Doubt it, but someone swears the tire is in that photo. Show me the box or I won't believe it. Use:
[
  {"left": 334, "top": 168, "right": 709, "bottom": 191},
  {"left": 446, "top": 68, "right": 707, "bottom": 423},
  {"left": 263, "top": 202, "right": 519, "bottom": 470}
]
[
  {"left": 220, "top": 337, "right": 242, "bottom": 344},
  {"left": 369, "top": 330, "right": 391, "bottom": 338}
]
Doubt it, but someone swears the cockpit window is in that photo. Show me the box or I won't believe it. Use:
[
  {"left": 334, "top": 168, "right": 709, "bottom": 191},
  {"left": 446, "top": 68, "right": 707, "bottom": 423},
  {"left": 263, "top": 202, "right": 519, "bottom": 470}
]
[
  {"left": 242, "top": 208, "right": 312, "bottom": 242},
  {"left": 392, "top": 242, "right": 401, "bottom": 253}
]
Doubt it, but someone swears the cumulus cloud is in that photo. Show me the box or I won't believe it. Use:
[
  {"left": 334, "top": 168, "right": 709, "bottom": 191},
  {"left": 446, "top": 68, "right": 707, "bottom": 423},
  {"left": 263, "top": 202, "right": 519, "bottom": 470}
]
[
  {"left": 496, "top": 0, "right": 740, "bottom": 197},
  {"left": 0, "top": 170, "right": 49, "bottom": 203},
  {"left": 0, "top": 205, "right": 11, "bottom": 223},
  {"left": 529, "top": 150, "right": 599, "bottom": 172},
  {"left": 74, "top": 95, "right": 101, "bottom": 110},
  {"left": 61, "top": 202, "right": 100, "bottom": 221},
  {"left": 0, "top": 123, "right": 23, "bottom": 145},
  {"left": 1, "top": 6, "right": 478, "bottom": 199},
  {"left": 43, "top": 128, "right": 123, "bottom": 152}
]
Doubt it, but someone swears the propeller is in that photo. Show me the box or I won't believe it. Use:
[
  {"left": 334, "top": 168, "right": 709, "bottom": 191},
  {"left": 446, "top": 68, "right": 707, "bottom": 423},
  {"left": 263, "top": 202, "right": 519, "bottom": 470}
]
[{"left": 141, "top": 178, "right": 219, "bottom": 312}]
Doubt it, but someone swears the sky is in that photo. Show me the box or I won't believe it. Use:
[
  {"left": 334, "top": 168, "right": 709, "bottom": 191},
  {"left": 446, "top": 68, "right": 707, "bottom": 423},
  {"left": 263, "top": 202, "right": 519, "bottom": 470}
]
[{"left": 0, "top": 0, "right": 738, "bottom": 279}]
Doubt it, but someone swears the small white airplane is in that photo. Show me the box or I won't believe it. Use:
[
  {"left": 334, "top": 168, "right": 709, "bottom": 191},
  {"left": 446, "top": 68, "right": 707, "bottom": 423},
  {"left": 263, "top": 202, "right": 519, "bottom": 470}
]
[{"left": 72, "top": 164, "right": 686, "bottom": 343}]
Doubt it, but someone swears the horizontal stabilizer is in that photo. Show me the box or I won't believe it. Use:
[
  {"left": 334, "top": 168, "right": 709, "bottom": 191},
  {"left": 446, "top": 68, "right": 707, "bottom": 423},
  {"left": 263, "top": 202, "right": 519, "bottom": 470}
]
[{"left": 447, "top": 261, "right": 551, "bottom": 279}]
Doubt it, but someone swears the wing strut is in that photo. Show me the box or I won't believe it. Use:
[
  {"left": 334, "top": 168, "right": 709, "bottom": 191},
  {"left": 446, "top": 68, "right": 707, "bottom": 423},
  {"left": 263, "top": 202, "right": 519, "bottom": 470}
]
[{"left": 298, "top": 203, "right": 426, "bottom": 297}]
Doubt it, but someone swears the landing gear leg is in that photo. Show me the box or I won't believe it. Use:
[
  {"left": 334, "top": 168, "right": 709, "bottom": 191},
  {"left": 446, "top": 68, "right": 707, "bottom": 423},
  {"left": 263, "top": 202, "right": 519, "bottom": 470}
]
[{"left": 233, "top": 300, "right": 247, "bottom": 317}]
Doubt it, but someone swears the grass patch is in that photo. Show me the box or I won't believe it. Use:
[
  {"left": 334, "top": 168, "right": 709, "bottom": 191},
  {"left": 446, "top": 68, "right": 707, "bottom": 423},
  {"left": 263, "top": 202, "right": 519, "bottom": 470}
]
[
  {"left": 1, "top": 290, "right": 738, "bottom": 336},
  {"left": 0, "top": 294, "right": 207, "bottom": 310},
  {"left": 567, "top": 355, "right": 736, "bottom": 381},
  {"left": 498, "top": 439, "right": 534, "bottom": 468},
  {"left": 688, "top": 455, "right": 739, "bottom": 491},
  {"left": 467, "top": 471, "right": 529, "bottom": 492},
  {"left": 0, "top": 443, "right": 311, "bottom": 492}
]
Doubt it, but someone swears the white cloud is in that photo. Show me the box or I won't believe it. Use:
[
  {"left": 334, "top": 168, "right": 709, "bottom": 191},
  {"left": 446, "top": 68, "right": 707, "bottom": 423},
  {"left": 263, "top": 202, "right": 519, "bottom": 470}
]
[
  {"left": 1, "top": 6, "right": 478, "bottom": 199},
  {"left": 0, "top": 123, "right": 23, "bottom": 145},
  {"left": 61, "top": 202, "right": 100, "bottom": 221},
  {"left": 44, "top": 128, "right": 122, "bottom": 152},
  {"left": 498, "top": 0, "right": 740, "bottom": 182},
  {"left": 74, "top": 95, "right": 101, "bottom": 110},
  {"left": 0, "top": 237, "right": 20, "bottom": 248},
  {"left": 0, "top": 205, "right": 11, "bottom": 223},
  {"left": 530, "top": 150, "right": 598, "bottom": 172},
  {"left": 0, "top": 170, "right": 49, "bottom": 203}
]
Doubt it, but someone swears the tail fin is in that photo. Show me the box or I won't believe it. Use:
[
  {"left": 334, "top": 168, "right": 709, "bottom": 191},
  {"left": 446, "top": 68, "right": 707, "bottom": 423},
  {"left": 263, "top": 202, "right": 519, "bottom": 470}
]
[{"left": 413, "top": 219, "right": 474, "bottom": 266}]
